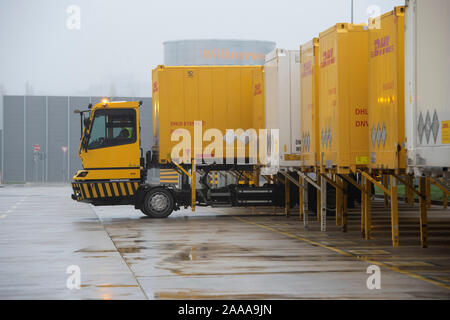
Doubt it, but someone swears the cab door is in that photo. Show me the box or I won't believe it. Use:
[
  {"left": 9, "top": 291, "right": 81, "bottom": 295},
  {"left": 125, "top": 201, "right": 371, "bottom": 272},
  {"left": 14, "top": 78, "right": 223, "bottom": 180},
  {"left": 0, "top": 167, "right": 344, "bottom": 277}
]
[{"left": 79, "top": 107, "right": 140, "bottom": 179}]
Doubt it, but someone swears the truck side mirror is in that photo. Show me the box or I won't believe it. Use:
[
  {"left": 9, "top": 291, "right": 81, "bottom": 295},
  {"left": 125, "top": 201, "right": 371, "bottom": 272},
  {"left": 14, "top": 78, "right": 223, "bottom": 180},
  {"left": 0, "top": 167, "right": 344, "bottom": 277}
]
[{"left": 84, "top": 118, "right": 90, "bottom": 128}]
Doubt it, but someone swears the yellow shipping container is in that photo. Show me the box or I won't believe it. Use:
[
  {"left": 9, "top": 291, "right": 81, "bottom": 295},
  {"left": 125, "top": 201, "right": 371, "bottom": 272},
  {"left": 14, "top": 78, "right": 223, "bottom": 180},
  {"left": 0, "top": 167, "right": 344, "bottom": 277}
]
[
  {"left": 300, "top": 38, "right": 320, "bottom": 168},
  {"left": 368, "top": 6, "right": 405, "bottom": 170},
  {"left": 318, "top": 23, "right": 369, "bottom": 173},
  {"left": 152, "top": 65, "right": 265, "bottom": 164}
]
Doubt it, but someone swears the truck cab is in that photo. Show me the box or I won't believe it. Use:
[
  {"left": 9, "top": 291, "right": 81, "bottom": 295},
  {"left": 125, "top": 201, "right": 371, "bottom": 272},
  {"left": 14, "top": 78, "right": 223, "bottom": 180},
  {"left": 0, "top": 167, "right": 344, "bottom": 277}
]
[
  {"left": 72, "top": 100, "right": 144, "bottom": 204},
  {"left": 72, "top": 99, "right": 191, "bottom": 219}
]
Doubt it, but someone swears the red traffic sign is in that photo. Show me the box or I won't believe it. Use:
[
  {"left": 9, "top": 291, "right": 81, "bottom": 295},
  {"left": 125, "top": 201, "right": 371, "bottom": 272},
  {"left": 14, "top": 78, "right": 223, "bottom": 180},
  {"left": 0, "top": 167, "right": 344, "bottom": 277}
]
[{"left": 33, "top": 144, "right": 40, "bottom": 152}]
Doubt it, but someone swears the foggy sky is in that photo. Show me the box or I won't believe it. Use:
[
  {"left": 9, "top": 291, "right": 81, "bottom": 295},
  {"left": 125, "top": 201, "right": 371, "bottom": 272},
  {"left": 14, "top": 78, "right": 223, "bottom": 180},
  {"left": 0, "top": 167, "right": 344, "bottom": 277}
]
[{"left": 0, "top": 0, "right": 404, "bottom": 124}]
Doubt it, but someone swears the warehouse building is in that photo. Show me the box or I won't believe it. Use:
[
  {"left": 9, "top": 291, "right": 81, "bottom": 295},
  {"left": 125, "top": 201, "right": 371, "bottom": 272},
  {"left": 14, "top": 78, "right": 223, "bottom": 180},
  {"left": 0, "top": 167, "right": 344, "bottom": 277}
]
[{"left": 1, "top": 96, "right": 152, "bottom": 183}]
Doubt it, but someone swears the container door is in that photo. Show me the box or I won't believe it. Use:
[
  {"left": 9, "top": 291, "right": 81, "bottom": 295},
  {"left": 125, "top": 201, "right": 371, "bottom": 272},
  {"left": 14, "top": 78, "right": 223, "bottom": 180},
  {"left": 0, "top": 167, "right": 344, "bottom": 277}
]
[{"left": 289, "top": 51, "right": 301, "bottom": 155}]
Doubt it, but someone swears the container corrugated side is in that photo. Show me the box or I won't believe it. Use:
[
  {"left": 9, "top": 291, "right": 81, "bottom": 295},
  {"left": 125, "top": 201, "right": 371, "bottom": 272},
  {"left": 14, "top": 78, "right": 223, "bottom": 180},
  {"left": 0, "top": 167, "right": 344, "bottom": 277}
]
[
  {"left": 368, "top": 6, "right": 406, "bottom": 171},
  {"left": 318, "top": 24, "right": 369, "bottom": 173},
  {"left": 300, "top": 38, "right": 319, "bottom": 168},
  {"left": 405, "top": 0, "right": 450, "bottom": 176},
  {"left": 152, "top": 65, "right": 265, "bottom": 164},
  {"left": 289, "top": 51, "right": 301, "bottom": 157}
]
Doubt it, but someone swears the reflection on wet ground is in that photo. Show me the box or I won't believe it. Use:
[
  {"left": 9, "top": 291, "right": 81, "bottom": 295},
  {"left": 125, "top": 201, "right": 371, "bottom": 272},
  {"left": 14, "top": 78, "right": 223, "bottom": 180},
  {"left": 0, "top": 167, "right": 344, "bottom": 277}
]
[{"left": 0, "top": 184, "right": 449, "bottom": 299}]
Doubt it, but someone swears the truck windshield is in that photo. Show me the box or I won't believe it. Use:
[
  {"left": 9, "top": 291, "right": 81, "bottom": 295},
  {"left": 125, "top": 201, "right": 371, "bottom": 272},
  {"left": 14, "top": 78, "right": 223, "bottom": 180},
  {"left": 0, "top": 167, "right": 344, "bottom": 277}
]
[{"left": 87, "top": 109, "right": 136, "bottom": 149}]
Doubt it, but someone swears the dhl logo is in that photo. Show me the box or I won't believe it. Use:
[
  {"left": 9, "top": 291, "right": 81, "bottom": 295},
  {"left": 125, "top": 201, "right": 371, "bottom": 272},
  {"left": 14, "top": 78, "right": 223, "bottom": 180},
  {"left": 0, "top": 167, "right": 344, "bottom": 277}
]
[
  {"left": 301, "top": 61, "right": 313, "bottom": 78},
  {"left": 371, "top": 36, "right": 394, "bottom": 58},
  {"left": 355, "top": 108, "right": 368, "bottom": 127},
  {"left": 320, "top": 48, "right": 335, "bottom": 68},
  {"left": 254, "top": 83, "right": 262, "bottom": 96},
  {"left": 152, "top": 82, "right": 158, "bottom": 93},
  {"left": 355, "top": 108, "right": 368, "bottom": 115}
]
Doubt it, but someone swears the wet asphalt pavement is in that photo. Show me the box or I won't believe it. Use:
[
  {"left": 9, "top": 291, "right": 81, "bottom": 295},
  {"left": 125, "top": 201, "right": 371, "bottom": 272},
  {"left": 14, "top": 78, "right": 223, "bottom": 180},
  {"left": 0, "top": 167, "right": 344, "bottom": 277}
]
[{"left": 0, "top": 184, "right": 449, "bottom": 299}]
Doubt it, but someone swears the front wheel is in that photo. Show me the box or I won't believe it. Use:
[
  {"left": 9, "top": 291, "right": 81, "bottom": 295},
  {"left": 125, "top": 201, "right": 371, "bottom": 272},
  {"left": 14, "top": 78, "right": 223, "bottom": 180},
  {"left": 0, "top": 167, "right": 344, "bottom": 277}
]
[{"left": 141, "top": 188, "right": 174, "bottom": 218}]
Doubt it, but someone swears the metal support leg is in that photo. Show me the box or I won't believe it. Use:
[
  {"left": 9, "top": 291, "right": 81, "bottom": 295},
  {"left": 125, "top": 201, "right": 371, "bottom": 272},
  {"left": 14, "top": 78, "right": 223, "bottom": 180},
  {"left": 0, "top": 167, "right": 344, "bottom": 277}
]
[
  {"left": 342, "top": 179, "right": 348, "bottom": 233},
  {"left": 191, "top": 159, "right": 196, "bottom": 212},
  {"left": 320, "top": 175, "right": 327, "bottom": 231},
  {"left": 419, "top": 177, "right": 428, "bottom": 248},
  {"left": 408, "top": 175, "right": 415, "bottom": 206},
  {"left": 383, "top": 175, "right": 389, "bottom": 208},
  {"left": 254, "top": 167, "right": 260, "bottom": 187},
  {"left": 429, "top": 177, "right": 449, "bottom": 209},
  {"left": 336, "top": 176, "right": 342, "bottom": 226},
  {"left": 361, "top": 176, "right": 366, "bottom": 237},
  {"left": 317, "top": 176, "right": 321, "bottom": 222},
  {"left": 365, "top": 177, "right": 372, "bottom": 240},
  {"left": 390, "top": 175, "right": 399, "bottom": 247},
  {"left": 285, "top": 175, "right": 290, "bottom": 217},
  {"left": 299, "top": 175, "right": 304, "bottom": 221},
  {"left": 303, "top": 177, "right": 308, "bottom": 228}
]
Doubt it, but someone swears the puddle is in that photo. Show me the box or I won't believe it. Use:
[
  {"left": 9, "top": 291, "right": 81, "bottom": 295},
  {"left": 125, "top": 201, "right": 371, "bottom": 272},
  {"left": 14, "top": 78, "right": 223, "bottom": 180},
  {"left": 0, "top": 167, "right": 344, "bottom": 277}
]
[
  {"left": 117, "top": 246, "right": 146, "bottom": 254},
  {"left": 75, "top": 248, "right": 116, "bottom": 253},
  {"left": 80, "top": 284, "right": 139, "bottom": 288},
  {"left": 153, "top": 290, "right": 295, "bottom": 299}
]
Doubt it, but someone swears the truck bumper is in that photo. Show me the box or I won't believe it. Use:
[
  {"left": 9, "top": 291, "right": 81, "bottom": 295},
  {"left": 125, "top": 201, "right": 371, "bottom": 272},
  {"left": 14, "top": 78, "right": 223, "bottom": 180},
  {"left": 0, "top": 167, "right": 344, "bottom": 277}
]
[{"left": 71, "top": 179, "right": 141, "bottom": 204}]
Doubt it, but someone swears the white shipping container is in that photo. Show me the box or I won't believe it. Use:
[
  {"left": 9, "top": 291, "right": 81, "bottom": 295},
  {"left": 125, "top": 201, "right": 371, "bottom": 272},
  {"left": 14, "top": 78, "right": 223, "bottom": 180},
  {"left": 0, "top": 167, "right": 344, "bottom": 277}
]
[
  {"left": 264, "top": 49, "right": 301, "bottom": 168},
  {"left": 405, "top": 0, "right": 450, "bottom": 176}
]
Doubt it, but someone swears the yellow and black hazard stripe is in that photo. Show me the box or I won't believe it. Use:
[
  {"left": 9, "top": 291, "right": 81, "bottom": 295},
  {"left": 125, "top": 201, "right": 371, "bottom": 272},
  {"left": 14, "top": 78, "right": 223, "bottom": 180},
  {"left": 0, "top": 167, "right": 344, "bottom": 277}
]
[
  {"left": 71, "top": 180, "right": 141, "bottom": 201},
  {"left": 209, "top": 172, "right": 219, "bottom": 185},
  {"left": 159, "top": 169, "right": 179, "bottom": 185}
]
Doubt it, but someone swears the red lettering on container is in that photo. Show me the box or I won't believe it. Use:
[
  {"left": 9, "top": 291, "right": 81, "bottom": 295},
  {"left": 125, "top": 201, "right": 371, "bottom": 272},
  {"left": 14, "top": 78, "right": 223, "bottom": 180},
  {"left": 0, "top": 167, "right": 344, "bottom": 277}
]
[
  {"left": 356, "top": 121, "right": 369, "bottom": 127},
  {"left": 301, "top": 61, "right": 313, "bottom": 78},
  {"left": 254, "top": 83, "right": 262, "bottom": 95},
  {"left": 371, "top": 35, "right": 394, "bottom": 58},
  {"left": 355, "top": 108, "right": 368, "bottom": 115},
  {"left": 383, "top": 82, "right": 394, "bottom": 90},
  {"left": 320, "top": 48, "right": 336, "bottom": 68}
]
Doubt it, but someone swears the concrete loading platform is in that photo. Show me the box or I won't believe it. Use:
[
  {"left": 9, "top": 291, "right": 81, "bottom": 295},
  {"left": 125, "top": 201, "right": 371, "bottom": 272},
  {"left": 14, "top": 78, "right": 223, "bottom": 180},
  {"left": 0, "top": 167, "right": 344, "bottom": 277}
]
[{"left": 0, "top": 184, "right": 449, "bottom": 299}]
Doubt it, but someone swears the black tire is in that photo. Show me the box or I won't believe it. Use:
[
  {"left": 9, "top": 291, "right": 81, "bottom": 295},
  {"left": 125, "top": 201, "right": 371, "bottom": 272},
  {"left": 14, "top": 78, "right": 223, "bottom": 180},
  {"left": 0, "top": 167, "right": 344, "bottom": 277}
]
[{"left": 141, "top": 188, "right": 174, "bottom": 218}]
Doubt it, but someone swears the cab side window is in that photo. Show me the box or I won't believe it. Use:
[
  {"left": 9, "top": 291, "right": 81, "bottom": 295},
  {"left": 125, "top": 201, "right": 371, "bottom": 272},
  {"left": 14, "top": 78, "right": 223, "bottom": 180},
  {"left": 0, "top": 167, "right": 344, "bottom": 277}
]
[{"left": 87, "top": 109, "right": 136, "bottom": 149}]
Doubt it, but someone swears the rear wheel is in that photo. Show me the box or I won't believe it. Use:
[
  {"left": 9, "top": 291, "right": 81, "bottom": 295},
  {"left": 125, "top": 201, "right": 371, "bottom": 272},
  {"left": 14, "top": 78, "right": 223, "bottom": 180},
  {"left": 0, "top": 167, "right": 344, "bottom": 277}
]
[{"left": 141, "top": 188, "right": 174, "bottom": 218}]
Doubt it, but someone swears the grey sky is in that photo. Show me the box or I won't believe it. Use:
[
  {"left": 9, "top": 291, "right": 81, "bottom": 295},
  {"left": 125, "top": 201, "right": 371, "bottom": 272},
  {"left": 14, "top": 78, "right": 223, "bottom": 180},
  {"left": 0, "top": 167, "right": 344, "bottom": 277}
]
[{"left": 0, "top": 0, "right": 404, "bottom": 99}]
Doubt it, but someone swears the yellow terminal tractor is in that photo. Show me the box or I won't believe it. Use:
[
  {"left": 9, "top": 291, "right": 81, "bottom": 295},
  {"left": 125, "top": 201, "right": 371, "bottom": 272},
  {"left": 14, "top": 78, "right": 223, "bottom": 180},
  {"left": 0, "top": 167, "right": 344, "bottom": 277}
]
[
  {"left": 71, "top": 66, "right": 293, "bottom": 218},
  {"left": 71, "top": 99, "right": 145, "bottom": 208}
]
